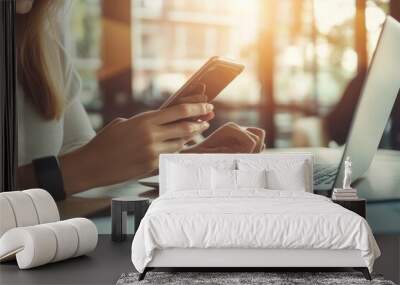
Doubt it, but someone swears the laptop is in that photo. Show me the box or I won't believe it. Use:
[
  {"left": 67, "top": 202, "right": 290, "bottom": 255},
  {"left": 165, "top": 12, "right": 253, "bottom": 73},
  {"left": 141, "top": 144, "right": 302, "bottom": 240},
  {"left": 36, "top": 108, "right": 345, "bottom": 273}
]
[{"left": 314, "top": 16, "right": 400, "bottom": 192}]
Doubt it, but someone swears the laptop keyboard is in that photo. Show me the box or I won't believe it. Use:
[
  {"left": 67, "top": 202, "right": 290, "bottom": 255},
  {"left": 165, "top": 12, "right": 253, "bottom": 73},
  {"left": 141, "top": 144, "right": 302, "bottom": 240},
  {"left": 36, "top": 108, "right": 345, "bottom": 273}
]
[{"left": 313, "top": 164, "right": 338, "bottom": 187}]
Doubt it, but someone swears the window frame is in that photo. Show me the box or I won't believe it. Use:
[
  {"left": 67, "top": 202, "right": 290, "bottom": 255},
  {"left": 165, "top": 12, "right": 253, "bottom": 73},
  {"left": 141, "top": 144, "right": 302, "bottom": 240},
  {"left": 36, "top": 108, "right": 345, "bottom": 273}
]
[{"left": 0, "top": 0, "right": 17, "bottom": 192}]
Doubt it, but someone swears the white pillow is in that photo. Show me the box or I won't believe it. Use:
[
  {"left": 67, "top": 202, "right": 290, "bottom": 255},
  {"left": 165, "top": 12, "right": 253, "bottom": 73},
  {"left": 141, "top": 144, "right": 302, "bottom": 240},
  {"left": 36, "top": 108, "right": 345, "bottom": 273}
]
[
  {"left": 211, "top": 168, "right": 237, "bottom": 190},
  {"left": 238, "top": 159, "right": 309, "bottom": 191},
  {"left": 167, "top": 163, "right": 212, "bottom": 191},
  {"left": 236, "top": 169, "right": 267, "bottom": 189},
  {"left": 266, "top": 163, "right": 307, "bottom": 191}
]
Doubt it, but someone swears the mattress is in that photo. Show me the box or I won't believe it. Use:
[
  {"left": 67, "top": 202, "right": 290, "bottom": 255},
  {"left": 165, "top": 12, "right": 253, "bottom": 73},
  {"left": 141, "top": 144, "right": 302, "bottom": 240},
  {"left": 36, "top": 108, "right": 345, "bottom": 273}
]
[{"left": 131, "top": 190, "right": 380, "bottom": 273}]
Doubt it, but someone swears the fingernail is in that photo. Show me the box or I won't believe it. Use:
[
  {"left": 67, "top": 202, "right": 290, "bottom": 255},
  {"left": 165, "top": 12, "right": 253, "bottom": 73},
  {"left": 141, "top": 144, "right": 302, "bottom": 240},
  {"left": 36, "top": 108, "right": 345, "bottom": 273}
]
[
  {"left": 206, "top": 104, "right": 214, "bottom": 111},
  {"left": 202, "top": 121, "right": 210, "bottom": 129}
]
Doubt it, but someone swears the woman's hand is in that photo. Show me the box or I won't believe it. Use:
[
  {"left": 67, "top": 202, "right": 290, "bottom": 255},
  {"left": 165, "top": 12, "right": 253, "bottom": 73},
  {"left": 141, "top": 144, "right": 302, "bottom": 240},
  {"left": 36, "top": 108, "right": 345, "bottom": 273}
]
[
  {"left": 167, "top": 84, "right": 215, "bottom": 122},
  {"left": 59, "top": 102, "right": 214, "bottom": 194},
  {"left": 181, "top": 122, "right": 266, "bottom": 154}
]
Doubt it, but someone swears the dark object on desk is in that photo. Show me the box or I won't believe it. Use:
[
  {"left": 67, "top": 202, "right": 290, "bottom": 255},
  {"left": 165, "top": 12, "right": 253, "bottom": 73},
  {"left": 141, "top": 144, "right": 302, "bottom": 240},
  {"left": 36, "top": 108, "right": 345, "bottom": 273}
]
[
  {"left": 332, "top": 199, "right": 366, "bottom": 218},
  {"left": 112, "top": 197, "right": 150, "bottom": 242}
]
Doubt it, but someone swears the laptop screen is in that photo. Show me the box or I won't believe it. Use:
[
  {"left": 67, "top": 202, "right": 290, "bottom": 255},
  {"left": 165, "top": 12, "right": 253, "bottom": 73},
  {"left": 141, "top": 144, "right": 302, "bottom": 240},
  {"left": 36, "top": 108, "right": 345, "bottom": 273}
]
[{"left": 334, "top": 16, "right": 400, "bottom": 189}]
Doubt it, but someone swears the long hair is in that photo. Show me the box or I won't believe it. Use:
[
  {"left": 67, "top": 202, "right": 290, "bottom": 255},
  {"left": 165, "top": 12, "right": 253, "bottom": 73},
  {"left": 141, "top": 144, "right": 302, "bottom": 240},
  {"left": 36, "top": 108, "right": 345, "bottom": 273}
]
[{"left": 16, "top": 0, "right": 64, "bottom": 120}]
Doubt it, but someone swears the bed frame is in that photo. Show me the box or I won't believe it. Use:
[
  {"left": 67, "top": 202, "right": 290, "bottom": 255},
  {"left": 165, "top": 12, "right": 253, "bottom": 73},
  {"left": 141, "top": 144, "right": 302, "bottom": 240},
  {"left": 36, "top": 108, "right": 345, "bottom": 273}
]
[
  {"left": 138, "top": 154, "right": 372, "bottom": 281},
  {"left": 139, "top": 248, "right": 371, "bottom": 280}
]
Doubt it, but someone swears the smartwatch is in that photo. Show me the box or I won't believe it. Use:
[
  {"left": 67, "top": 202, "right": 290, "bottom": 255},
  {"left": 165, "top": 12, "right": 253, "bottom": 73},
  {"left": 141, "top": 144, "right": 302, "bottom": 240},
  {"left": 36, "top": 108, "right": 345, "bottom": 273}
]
[{"left": 32, "top": 156, "right": 65, "bottom": 201}]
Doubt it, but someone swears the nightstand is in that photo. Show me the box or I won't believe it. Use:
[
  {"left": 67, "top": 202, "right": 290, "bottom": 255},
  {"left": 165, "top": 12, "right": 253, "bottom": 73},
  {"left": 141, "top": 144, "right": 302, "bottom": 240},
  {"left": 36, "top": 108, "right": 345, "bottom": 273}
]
[
  {"left": 111, "top": 197, "right": 150, "bottom": 242},
  {"left": 332, "top": 198, "right": 366, "bottom": 218}
]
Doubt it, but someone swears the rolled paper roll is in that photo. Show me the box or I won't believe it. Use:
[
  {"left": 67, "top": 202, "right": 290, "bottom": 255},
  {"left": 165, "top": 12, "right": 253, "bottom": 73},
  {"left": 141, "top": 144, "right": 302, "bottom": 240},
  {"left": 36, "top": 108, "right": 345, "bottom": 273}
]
[
  {"left": 1, "top": 192, "right": 39, "bottom": 227},
  {"left": 0, "top": 196, "right": 17, "bottom": 237},
  {"left": 23, "top": 189, "right": 60, "bottom": 224},
  {"left": 66, "top": 218, "right": 98, "bottom": 257},
  {"left": 0, "top": 226, "right": 57, "bottom": 269},
  {"left": 43, "top": 221, "right": 79, "bottom": 262}
]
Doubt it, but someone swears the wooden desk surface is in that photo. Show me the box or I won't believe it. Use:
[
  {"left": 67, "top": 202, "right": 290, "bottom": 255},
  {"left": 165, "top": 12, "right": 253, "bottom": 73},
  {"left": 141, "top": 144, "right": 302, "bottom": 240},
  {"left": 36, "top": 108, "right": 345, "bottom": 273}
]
[{"left": 57, "top": 181, "right": 157, "bottom": 219}]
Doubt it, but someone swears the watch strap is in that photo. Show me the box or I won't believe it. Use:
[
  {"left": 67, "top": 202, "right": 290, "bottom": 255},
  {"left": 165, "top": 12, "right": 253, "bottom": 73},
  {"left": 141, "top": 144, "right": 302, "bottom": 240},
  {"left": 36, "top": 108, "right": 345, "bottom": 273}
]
[{"left": 32, "top": 156, "right": 65, "bottom": 201}]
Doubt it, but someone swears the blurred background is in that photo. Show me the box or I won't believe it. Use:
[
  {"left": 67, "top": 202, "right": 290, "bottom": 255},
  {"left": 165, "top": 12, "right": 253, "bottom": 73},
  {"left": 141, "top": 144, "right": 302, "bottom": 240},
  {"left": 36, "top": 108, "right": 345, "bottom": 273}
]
[{"left": 62, "top": 0, "right": 400, "bottom": 149}]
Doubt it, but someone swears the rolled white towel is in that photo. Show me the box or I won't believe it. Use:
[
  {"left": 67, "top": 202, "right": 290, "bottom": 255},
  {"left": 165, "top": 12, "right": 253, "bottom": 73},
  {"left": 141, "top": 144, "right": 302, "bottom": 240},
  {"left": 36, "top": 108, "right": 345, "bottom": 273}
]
[
  {"left": 0, "top": 191, "right": 39, "bottom": 227},
  {"left": 0, "top": 189, "right": 60, "bottom": 238},
  {"left": 0, "top": 225, "right": 57, "bottom": 268},
  {"left": 23, "top": 189, "right": 60, "bottom": 224},
  {"left": 0, "top": 218, "right": 98, "bottom": 269},
  {"left": 42, "top": 221, "right": 79, "bottom": 262},
  {"left": 0, "top": 196, "right": 17, "bottom": 237},
  {"left": 66, "top": 218, "right": 98, "bottom": 257}
]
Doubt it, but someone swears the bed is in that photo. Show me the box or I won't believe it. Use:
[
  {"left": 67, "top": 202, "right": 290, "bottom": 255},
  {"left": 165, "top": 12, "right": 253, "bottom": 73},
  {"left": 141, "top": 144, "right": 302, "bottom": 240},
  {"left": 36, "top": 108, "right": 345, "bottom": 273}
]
[{"left": 131, "top": 153, "right": 380, "bottom": 280}]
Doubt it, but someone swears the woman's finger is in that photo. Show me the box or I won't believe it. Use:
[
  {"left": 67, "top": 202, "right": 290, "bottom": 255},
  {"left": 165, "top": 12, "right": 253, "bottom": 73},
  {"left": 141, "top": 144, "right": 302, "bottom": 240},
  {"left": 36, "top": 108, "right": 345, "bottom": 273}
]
[
  {"left": 157, "top": 139, "right": 188, "bottom": 154},
  {"left": 156, "top": 120, "right": 210, "bottom": 141},
  {"left": 261, "top": 143, "right": 266, "bottom": 151},
  {"left": 246, "top": 127, "right": 266, "bottom": 142},
  {"left": 174, "top": 93, "right": 207, "bottom": 105},
  {"left": 245, "top": 129, "right": 260, "bottom": 143},
  {"left": 245, "top": 130, "right": 260, "bottom": 153},
  {"left": 154, "top": 103, "right": 214, "bottom": 124},
  {"left": 246, "top": 127, "right": 266, "bottom": 153},
  {"left": 182, "top": 145, "right": 233, "bottom": 154},
  {"left": 96, "top": 117, "right": 126, "bottom": 135},
  {"left": 196, "top": 111, "right": 215, "bottom": 122}
]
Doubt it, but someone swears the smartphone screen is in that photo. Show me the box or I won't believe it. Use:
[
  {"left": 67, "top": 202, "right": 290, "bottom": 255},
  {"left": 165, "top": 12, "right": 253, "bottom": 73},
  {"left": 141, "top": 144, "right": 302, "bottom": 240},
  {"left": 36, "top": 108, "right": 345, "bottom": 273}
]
[{"left": 160, "top": 57, "right": 244, "bottom": 109}]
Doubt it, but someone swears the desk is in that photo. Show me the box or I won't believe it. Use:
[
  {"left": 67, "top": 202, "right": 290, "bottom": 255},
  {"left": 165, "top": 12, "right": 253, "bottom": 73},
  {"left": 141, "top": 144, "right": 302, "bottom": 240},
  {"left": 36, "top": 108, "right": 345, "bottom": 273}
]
[
  {"left": 0, "top": 235, "right": 133, "bottom": 285},
  {"left": 56, "top": 147, "right": 400, "bottom": 234}
]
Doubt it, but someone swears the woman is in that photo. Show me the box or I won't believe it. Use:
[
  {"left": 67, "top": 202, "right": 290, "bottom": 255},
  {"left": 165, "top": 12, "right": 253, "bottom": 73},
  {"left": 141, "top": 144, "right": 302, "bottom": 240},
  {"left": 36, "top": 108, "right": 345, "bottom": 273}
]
[{"left": 15, "top": 0, "right": 264, "bottom": 199}]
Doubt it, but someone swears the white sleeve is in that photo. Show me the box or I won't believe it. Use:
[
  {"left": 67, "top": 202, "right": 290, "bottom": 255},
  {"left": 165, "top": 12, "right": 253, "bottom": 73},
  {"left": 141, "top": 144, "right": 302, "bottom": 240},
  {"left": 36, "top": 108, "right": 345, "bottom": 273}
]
[
  {"left": 58, "top": 43, "right": 96, "bottom": 155},
  {"left": 60, "top": 98, "right": 96, "bottom": 155}
]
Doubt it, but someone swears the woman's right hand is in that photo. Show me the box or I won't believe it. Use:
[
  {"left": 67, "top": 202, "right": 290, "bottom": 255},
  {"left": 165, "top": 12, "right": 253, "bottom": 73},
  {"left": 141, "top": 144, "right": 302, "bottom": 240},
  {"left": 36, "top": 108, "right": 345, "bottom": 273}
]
[{"left": 59, "top": 101, "right": 214, "bottom": 194}]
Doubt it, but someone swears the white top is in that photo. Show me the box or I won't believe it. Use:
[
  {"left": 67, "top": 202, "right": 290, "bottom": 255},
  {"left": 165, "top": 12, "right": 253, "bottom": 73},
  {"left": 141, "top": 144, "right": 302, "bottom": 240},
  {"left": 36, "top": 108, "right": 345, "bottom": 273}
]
[{"left": 17, "top": 44, "right": 95, "bottom": 166}]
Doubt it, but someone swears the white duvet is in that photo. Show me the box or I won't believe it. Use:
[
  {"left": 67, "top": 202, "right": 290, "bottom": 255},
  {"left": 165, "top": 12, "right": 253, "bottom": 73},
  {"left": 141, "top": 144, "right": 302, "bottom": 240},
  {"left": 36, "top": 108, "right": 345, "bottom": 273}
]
[{"left": 131, "top": 190, "right": 380, "bottom": 273}]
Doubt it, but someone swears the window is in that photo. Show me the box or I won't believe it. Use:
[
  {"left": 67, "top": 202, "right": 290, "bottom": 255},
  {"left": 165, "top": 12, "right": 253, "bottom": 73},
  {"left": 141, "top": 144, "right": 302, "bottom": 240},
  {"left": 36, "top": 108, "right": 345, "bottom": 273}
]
[
  {"left": 66, "top": 0, "right": 391, "bottom": 145},
  {"left": 366, "top": 0, "right": 389, "bottom": 59},
  {"left": 132, "top": 0, "right": 261, "bottom": 106},
  {"left": 275, "top": 0, "right": 357, "bottom": 109},
  {"left": 65, "top": 0, "right": 102, "bottom": 128}
]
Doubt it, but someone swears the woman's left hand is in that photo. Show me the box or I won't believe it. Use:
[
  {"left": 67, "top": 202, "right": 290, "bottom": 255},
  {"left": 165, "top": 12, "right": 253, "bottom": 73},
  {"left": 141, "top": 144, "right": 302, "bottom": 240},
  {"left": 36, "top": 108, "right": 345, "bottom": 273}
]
[{"left": 181, "top": 122, "right": 266, "bottom": 154}]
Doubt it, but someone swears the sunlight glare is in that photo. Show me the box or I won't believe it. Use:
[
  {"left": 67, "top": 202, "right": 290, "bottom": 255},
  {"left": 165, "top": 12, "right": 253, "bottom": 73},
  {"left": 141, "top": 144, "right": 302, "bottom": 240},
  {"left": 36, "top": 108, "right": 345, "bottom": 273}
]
[{"left": 313, "top": 0, "right": 356, "bottom": 34}]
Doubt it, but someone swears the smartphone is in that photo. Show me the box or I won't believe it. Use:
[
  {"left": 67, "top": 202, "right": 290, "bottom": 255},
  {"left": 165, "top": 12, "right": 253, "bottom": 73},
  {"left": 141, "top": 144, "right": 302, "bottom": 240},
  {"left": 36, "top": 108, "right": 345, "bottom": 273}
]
[{"left": 159, "top": 56, "right": 244, "bottom": 109}]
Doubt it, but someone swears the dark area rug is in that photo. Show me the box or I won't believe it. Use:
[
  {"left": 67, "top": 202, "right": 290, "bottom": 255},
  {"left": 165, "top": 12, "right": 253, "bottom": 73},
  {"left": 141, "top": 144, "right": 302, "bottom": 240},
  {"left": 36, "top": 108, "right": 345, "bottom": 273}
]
[{"left": 116, "top": 271, "right": 396, "bottom": 285}]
